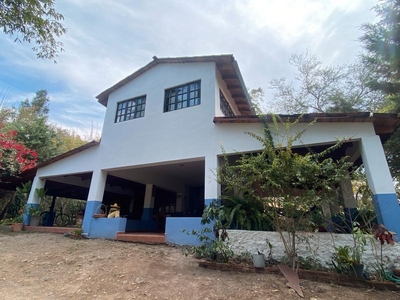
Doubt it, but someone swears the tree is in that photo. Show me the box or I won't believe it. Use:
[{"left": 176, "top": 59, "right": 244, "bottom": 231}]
[
  {"left": 360, "top": 0, "right": 400, "bottom": 182},
  {"left": 218, "top": 116, "right": 352, "bottom": 269},
  {"left": 268, "top": 52, "right": 385, "bottom": 114},
  {"left": 0, "top": 129, "right": 37, "bottom": 178},
  {"left": 9, "top": 90, "right": 60, "bottom": 163},
  {"left": 0, "top": 0, "right": 66, "bottom": 60},
  {"left": 360, "top": 0, "right": 400, "bottom": 111}
]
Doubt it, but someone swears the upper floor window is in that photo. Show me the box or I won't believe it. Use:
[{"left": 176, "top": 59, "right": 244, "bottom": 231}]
[
  {"left": 115, "top": 96, "right": 146, "bottom": 123},
  {"left": 220, "top": 90, "right": 234, "bottom": 117},
  {"left": 164, "top": 80, "right": 201, "bottom": 112}
]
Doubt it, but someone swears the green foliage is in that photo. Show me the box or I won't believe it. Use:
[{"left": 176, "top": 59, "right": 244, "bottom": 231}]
[
  {"left": 360, "top": 0, "right": 400, "bottom": 111},
  {"left": 218, "top": 115, "right": 353, "bottom": 269},
  {"left": 2, "top": 90, "right": 86, "bottom": 164},
  {"left": 384, "top": 128, "right": 400, "bottom": 182},
  {"left": 332, "top": 224, "right": 370, "bottom": 274},
  {"left": 182, "top": 226, "right": 233, "bottom": 263},
  {"left": 360, "top": 0, "right": 400, "bottom": 180},
  {"left": 222, "top": 195, "right": 273, "bottom": 231},
  {"left": 0, "top": 0, "right": 67, "bottom": 60},
  {"left": 10, "top": 90, "right": 59, "bottom": 163}
]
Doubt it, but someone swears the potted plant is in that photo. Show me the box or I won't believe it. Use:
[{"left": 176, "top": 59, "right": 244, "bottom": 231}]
[
  {"left": 10, "top": 209, "right": 24, "bottom": 232},
  {"left": 29, "top": 206, "right": 41, "bottom": 226},
  {"left": 332, "top": 224, "right": 368, "bottom": 278}
]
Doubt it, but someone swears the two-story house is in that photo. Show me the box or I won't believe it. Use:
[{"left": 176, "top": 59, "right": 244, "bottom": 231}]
[{"left": 24, "top": 55, "right": 400, "bottom": 244}]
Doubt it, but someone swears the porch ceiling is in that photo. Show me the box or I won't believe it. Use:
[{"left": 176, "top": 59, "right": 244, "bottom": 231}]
[{"left": 107, "top": 160, "right": 205, "bottom": 188}]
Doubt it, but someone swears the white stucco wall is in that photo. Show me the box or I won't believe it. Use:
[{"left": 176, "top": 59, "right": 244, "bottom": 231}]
[
  {"left": 37, "top": 59, "right": 378, "bottom": 175},
  {"left": 227, "top": 230, "right": 400, "bottom": 270},
  {"left": 33, "top": 61, "right": 381, "bottom": 202}
]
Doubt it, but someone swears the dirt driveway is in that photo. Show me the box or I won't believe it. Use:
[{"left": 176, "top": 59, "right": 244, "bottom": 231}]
[{"left": 0, "top": 227, "right": 398, "bottom": 300}]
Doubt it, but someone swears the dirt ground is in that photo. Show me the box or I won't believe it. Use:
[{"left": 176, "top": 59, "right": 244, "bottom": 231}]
[{"left": 0, "top": 226, "right": 398, "bottom": 300}]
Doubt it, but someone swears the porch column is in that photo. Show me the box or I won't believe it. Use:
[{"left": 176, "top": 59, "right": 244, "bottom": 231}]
[
  {"left": 204, "top": 155, "right": 220, "bottom": 206},
  {"left": 23, "top": 176, "right": 46, "bottom": 225},
  {"left": 340, "top": 175, "right": 358, "bottom": 230},
  {"left": 82, "top": 169, "right": 107, "bottom": 234},
  {"left": 361, "top": 135, "right": 400, "bottom": 235},
  {"left": 142, "top": 184, "right": 154, "bottom": 220}
]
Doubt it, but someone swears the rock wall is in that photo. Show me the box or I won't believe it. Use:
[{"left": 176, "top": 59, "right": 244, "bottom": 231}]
[{"left": 226, "top": 230, "right": 400, "bottom": 270}]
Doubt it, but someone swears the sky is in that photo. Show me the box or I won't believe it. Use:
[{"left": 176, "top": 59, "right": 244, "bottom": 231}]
[{"left": 0, "top": 0, "right": 379, "bottom": 138}]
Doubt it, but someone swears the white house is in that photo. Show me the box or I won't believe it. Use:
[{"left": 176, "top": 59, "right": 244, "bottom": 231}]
[{"left": 24, "top": 55, "right": 400, "bottom": 244}]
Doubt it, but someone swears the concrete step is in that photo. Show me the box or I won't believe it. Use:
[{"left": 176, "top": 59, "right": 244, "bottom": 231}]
[{"left": 116, "top": 232, "right": 165, "bottom": 244}]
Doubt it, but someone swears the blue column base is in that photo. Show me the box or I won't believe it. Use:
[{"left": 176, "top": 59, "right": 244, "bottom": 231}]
[
  {"left": 204, "top": 198, "right": 219, "bottom": 206},
  {"left": 141, "top": 208, "right": 154, "bottom": 221},
  {"left": 23, "top": 203, "right": 39, "bottom": 225},
  {"left": 373, "top": 193, "right": 400, "bottom": 238},
  {"left": 82, "top": 200, "right": 102, "bottom": 234}
]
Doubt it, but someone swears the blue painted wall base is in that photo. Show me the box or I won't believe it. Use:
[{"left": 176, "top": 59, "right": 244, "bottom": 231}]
[
  {"left": 126, "top": 219, "right": 157, "bottom": 231},
  {"left": 372, "top": 193, "right": 400, "bottom": 238},
  {"left": 141, "top": 208, "right": 154, "bottom": 221},
  {"left": 89, "top": 217, "right": 127, "bottom": 239},
  {"left": 165, "top": 217, "right": 214, "bottom": 246}
]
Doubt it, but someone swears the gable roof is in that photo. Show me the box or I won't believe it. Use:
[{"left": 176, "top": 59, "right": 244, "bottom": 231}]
[{"left": 96, "top": 54, "right": 255, "bottom": 115}]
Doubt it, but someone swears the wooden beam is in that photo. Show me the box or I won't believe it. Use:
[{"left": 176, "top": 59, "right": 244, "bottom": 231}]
[
  {"left": 217, "top": 64, "right": 234, "bottom": 70},
  {"left": 226, "top": 84, "right": 242, "bottom": 89},
  {"left": 222, "top": 75, "right": 239, "bottom": 80}
]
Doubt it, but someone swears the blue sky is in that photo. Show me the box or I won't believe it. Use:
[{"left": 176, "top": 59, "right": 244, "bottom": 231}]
[{"left": 0, "top": 0, "right": 378, "bottom": 138}]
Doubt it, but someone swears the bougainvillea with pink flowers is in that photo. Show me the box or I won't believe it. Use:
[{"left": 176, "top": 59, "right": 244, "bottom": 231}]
[{"left": 0, "top": 129, "right": 37, "bottom": 179}]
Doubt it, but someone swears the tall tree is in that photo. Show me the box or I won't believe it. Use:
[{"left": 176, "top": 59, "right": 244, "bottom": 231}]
[
  {"left": 268, "top": 52, "right": 385, "bottom": 114},
  {"left": 9, "top": 89, "right": 60, "bottom": 163},
  {"left": 360, "top": 0, "right": 400, "bottom": 112},
  {"left": 360, "top": 0, "right": 400, "bottom": 182},
  {"left": 0, "top": 0, "right": 66, "bottom": 60}
]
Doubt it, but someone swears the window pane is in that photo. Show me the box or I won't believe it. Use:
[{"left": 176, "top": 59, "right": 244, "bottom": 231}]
[
  {"left": 164, "top": 80, "right": 200, "bottom": 113},
  {"left": 115, "top": 96, "right": 146, "bottom": 123}
]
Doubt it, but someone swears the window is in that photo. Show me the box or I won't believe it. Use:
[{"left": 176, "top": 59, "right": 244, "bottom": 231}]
[
  {"left": 220, "top": 90, "right": 234, "bottom": 117},
  {"left": 115, "top": 96, "right": 146, "bottom": 123},
  {"left": 164, "top": 80, "right": 201, "bottom": 112}
]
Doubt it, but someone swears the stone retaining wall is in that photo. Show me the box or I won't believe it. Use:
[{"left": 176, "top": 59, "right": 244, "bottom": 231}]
[{"left": 226, "top": 230, "right": 400, "bottom": 270}]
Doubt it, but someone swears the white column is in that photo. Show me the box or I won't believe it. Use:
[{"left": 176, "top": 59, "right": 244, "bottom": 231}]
[
  {"left": 24, "top": 176, "right": 46, "bottom": 225},
  {"left": 27, "top": 176, "right": 46, "bottom": 205},
  {"left": 83, "top": 169, "right": 107, "bottom": 233},
  {"left": 204, "top": 155, "right": 220, "bottom": 205},
  {"left": 142, "top": 184, "right": 154, "bottom": 220},
  {"left": 361, "top": 135, "right": 400, "bottom": 235},
  {"left": 87, "top": 169, "right": 107, "bottom": 201}
]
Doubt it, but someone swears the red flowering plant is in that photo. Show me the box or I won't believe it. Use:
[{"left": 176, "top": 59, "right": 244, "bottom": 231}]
[{"left": 0, "top": 129, "right": 37, "bottom": 179}]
